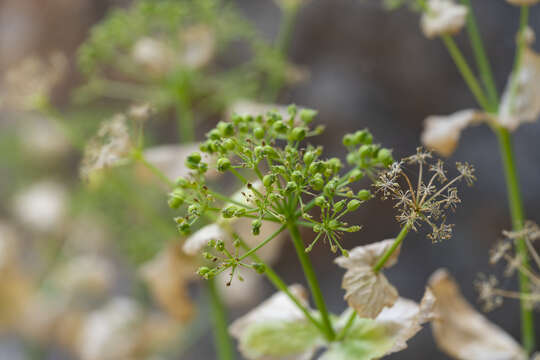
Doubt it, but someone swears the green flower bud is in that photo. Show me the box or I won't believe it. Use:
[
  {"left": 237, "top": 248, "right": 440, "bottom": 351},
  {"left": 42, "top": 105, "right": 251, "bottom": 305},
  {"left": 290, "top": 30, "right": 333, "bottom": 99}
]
[
  {"left": 303, "top": 151, "right": 316, "bottom": 165},
  {"left": 358, "top": 189, "right": 371, "bottom": 201},
  {"left": 292, "top": 170, "right": 303, "bottom": 184},
  {"left": 168, "top": 189, "right": 186, "bottom": 209},
  {"left": 217, "top": 158, "right": 231, "bottom": 172},
  {"left": 308, "top": 161, "right": 324, "bottom": 175},
  {"left": 347, "top": 199, "right": 362, "bottom": 212},
  {"left": 289, "top": 127, "right": 307, "bottom": 142},
  {"left": 313, "top": 224, "right": 322, "bottom": 232},
  {"left": 377, "top": 148, "right": 394, "bottom": 166},
  {"left": 310, "top": 173, "right": 324, "bottom": 190},
  {"left": 285, "top": 181, "right": 297, "bottom": 193},
  {"left": 222, "top": 138, "right": 235, "bottom": 151},
  {"left": 348, "top": 169, "right": 364, "bottom": 182},
  {"left": 327, "top": 157, "right": 342, "bottom": 171},
  {"left": 346, "top": 152, "right": 357, "bottom": 165},
  {"left": 197, "top": 266, "right": 211, "bottom": 277},
  {"left": 343, "top": 134, "right": 355, "bottom": 147},
  {"left": 263, "top": 145, "right": 279, "bottom": 159},
  {"left": 272, "top": 120, "right": 288, "bottom": 134},
  {"left": 323, "top": 180, "right": 337, "bottom": 197},
  {"left": 254, "top": 126, "right": 265, "bottom": 139},
  {"left": 359, "top": 145, "right": 372, "bottom": 158},
  {"left": 188, "top": 204, "right": 201, "bottom": 216},
  {"left": 208, "top": 129, "right": 221, "bottom": 140},
  {"left": 217, "top": 121, "right": 235, "bottom": 137},
  {"left": 252, "top": 219, "right": 262, "bottom": 235},
  {"left": 263, "top": 174, "right": 276, "bottom": 188},
  {"left": 333, "top": 199, "right": 346, "bottom": 212},
  {"left": 222, "top": 205, "right": 238, "bottom": 218},
  {"left": 186, "top": 152, "right": 202, "bottom": 169},
  {"left": 314, "top": 196, "right": 328, "bottom": 208},
  {"left": 231, "top": 114, "right": 243, "bottom": 125},
  {"left": 252, "top": 263, "right": 266, "bottom": 274},
  {"left": 175, "top": 176, "right": 188, "bottom": 188},
  {"left": 328, "top": 219, "right": 340, "bottom": 230},
  {"left": 299, "top": 108, "right": 317, "bottom": 124},
  {"left": 176, "top": 221, "right": 190, "bottom": 235}
]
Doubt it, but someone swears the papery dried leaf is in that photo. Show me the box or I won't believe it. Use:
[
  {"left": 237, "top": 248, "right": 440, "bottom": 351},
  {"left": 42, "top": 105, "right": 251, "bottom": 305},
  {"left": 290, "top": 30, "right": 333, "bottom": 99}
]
[
  {"left": 421, "top": 0, "right": 467, "bottom": 39},
  {"left": 498, "top": 46, "right": 540, "bottom": 131},
  {"left": 421, "top": 110, "right": 485, "bottom": 157},
  {"left": 428, "top": 269, "right": 526, "bottom": 360},
  {"left": 140, "top": 243, "right": 197, "bottom": 321},
  {"left": 335, "top": 239, "right": 400, "bottom": 318}
]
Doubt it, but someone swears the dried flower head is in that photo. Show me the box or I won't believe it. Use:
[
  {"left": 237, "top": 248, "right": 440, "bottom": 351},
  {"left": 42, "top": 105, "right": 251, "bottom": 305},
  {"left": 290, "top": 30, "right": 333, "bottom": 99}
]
[
  {"left": 374, "top": 148, "right": 475, "bottom": 242},
  {"left": 0, "top": 52, "right": 67, "bottom": 111},
  {"left": 80, "top": 114, "right": 133, "bottom": 180}
]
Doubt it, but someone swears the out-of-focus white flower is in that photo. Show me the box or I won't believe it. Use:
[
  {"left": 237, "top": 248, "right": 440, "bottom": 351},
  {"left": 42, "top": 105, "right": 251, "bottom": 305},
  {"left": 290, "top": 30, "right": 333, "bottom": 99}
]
[
  {"left": 217, "top": 267, "right": 265, "bottom": 308},
  {"left": 506, "top": 0, "right": 539, "bottom": 5},
  {"left": 180, "top": 25, "right": 215, "bottom": 69},
  {"left": 183, "top": 223, "right": 230, "bottom": 256},
  {"left": 128, "top": 103, "right": 152, "bottom": 122},
  {"left": 498, "top": 46, "right": 540, "bottom": 131},
  {"left": 50, "top": 255, "right": 114, "bottom": 296},
  {"left": 80, "top": 114, "right": 132, "bottom": 180},
  {"left": 132, "top": 37, "right": 173, "bottom": 75},
  {"left": 421, "top": 109, "right": 486, "bottom": 157},
  {"left": 78, "top": 297, "right": 143, "bottom": 360},
  {"left": 428, "top": 269, "right": 527, "bottom": 360},
  {"left": 18, "top": 115, "right": 70, "bottom": 160},
  {"left": 335, "top": 239, "right": 400, "bottom": 318},
  {"left": 142, "top": 143, "right": 201, "bottom": 181},
  {"left": 421, "top": 0, "right": 468, "bottom": 39},
  {"left": 139, "top": 243, "right": 197, "bottom": 322},
  {"left": 12, "top": 180, "right": 68, "bottom": 233},
  {"left": 0, "top": 52, "right": 67, "bottom": 110}
]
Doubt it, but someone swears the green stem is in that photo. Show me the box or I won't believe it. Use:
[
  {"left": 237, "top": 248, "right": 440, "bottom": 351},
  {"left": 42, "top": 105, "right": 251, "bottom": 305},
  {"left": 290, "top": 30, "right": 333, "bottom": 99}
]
[
  {"left": 237, "top": 238, "right": 327, "bottom": 334},
  {"left": 441, "top": 35, "right": 491, "bottom": 111},
  {"left": 287, "top": 221, "right": 336, "bottom": 340},
  {"left": 238, "top": 224, "right": 287, "bottom": 262},
  {"left": 175, "top": 88, "right": 195, "bottom": 143},
  {"left": 207, "top": 278, "right": 236, "bottom": 360},
  {"left": 373, "top": 223, "right": 410, "bottom": 273},
  {"left": 336, "top": 310, "right": 357, "bottom": 341},
  {"left": 459, "top": 0, "right": 499, "bottom": 111},
  {"left": 496, "top": 128, "right": 535, "bottom": 353},
  {"left": 132, "top": 150, "right": 175, "bottom": 188}
]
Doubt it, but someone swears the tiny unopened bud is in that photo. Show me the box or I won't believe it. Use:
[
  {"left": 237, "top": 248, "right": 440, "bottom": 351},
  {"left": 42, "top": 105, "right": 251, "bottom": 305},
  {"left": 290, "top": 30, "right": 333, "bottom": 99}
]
[
  {"left": 217, "top": 121, "right": 235, "bottom": 137},
  {"left": 168, "top": 188, "right": 186, "bottom": 209},
  {"left": 186, "top": 152, "right": 202, "bottom": 169},
  {"left": 314, "top": 196, "right": 328, "bottom": 208},
  {"left": 377, "top": 148, "right": 394, "bottom": 166},
  {"left": 263, "top": 174, "right": 276, "bottom": 188},
  {"left": 252, "top": 219, "right": 262, "bottom": 235},
  {"left": 222, "top": 138, "right": 235, "bottom": 151},
  {"left": 358, "top": 189, "right": 371, "bottom": 201},
  {"left": 289, "top": 127, "right": 307, "bottom": 141},
  {"left": 333, "top": 199, "right": 346, "bottom": 212},
  {"left": 272, "top": 121, "right": 288, "bottom": 134},
  {"left": 348, "top": 169, "right": 364, "bottom": 182},
  {"left": 217, "top": 157, "right": 231, "bottom": 172},
  {"left": 310, "top": 173, "right": 324, "bottom": 190},
  {"left": 254, "top": 126, "right": 265, "bottom": 139},
  {"left": 347, "top": 199, "right": 362, "bottom": 212},
  {"left": 303, "top": 151, "right": 316, "bottom": 165},
  {"left": 252, "top": 263, "right": 266, "bottom": 274},
  {"left": 299, "top": 108, "right": 317, "bottom": 124}
]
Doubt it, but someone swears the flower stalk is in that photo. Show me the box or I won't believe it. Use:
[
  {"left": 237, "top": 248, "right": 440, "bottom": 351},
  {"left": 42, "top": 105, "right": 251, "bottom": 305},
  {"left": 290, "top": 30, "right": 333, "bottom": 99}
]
[
  {"left": 373, "top": 223, "right": 411, "bottom": 273},
  {"left": 208, "top": 277, "right": 236, "bottom": 360}
]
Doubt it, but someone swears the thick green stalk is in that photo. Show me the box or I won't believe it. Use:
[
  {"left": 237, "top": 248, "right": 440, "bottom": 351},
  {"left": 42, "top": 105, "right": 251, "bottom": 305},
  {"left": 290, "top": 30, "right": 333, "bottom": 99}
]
[
  {"left": 373, "top": 223, "right": 410, "bottom": 272},
  {"left": 496, "top": 128, "right": 535, "bottom": 352},
  {"left": 287, "top": 221, "right": 336, "bottom": 340},
  {"left": 207, "top": 278, "right": 236, "bottom": 360},
  {"left": 459, "top": 0, "right": 499, "bottom": 110}
]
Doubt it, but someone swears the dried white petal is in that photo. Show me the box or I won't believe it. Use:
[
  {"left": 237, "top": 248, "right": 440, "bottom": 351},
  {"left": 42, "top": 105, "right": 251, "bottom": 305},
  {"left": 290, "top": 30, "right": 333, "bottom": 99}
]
[
  {"left": 12, "top": 180, "right": 68, "bottom": 233},
  {"left": 421, "top": 109, "right": 485, "bottom": 157},
  {"left": 428, "top": 269, "right": 526, "bottom": 360},
  {"left": 182, "top": 223, "right": 230, "bottom": 256},
  {"left": 140, "top": 243, "right": 197, "bottom": 321},
  {"left": 132, "top": 37, "right": 173, "bottom": 75},
  {"left": 335, "top": 239, "right": 400, "bottom": 318},
  {"left": 499, "top": 46, "right": 540, "bottom": 131},
  {"left": 421, "top": 0, "right": 468, "bottom": 39}
]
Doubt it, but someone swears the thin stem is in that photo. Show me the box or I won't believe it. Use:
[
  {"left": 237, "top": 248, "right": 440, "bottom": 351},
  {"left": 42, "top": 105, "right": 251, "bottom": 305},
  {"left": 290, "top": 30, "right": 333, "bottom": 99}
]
[
  {"left": 336, "top": 311, "right": 357, "bottom": 341},
  {"left": 132, "top": 150, "right": 175, "bottom": 188},
  {"left": 496, "top": 128, "right": 535, "bottom": 352},
  {"left": 287, "top": 221, "right": 336, "bottom": 340},
  {"left": 373, "top": 223, "right": 411, "bottom": 273},
  {"left": 236, "top": 238, "right": 327, "bottom": 334},
  {"left": 459, "top": 0, "right": 499, "bottom": 111},
  {"left": 207, "top": 278, "right": 236, "bottom": 360},
  {"left": 441, "top": 35, "right": 491, "bottom": 111},
  {"left": 238, "top": 224, "right": 287, "bottom": 262}
]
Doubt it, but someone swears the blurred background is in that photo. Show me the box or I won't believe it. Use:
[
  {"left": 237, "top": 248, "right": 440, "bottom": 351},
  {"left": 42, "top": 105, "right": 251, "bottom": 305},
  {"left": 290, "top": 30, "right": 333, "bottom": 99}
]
[{"left": 1, "top": 0, "right": 540, "bottom": 359}]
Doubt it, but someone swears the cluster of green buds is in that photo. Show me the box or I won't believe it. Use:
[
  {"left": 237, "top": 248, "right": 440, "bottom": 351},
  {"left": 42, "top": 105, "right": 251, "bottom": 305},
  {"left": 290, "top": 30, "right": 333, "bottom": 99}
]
[{"left": 169, "top": 105, "right": 394, "bottom": 278}]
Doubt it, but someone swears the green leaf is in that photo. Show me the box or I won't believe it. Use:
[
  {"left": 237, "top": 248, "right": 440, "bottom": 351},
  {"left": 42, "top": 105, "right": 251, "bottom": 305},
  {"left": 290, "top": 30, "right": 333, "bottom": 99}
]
[
  {"left": 320, "top": 317, "right": 393, "bottom": 360},
  {"left": 239, "top": 319, "right": 323, "bottom": 359}
]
